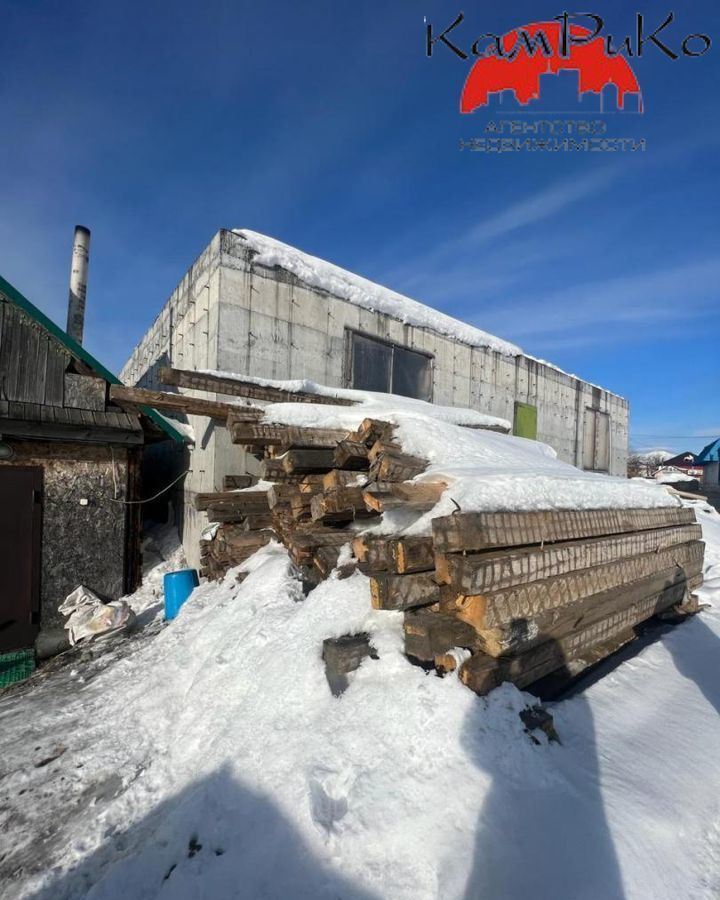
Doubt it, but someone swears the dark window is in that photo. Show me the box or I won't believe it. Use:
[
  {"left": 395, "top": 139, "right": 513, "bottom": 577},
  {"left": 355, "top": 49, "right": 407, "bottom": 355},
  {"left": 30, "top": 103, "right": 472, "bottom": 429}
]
[
  {"left": 350, "top": 333, "right": 392, "bottom": 394},
  {"left": 350, "top": 332, "right": 432, "bottom": 401}
]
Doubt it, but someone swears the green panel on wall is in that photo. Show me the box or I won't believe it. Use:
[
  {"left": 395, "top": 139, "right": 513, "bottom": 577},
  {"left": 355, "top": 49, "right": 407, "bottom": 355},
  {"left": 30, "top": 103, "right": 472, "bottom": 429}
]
[{"left": 513, "top": 402, "right": 538, "bottom": 440}]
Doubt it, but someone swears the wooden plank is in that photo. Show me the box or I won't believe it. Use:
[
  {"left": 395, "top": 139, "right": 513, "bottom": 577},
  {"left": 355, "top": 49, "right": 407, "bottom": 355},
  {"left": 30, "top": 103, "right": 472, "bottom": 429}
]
[
  {"left": 391, "top": 481, "right": 446, "bottom": 504},
  {"left": 282, "top": 448, "right": 336, "bottom": 474},
  {"left": 464, "top": 565, "right": 695, "bottom": 657},
  {"left": 195, "top": 490, "right": 269, "bottom": 512},
  {"left": 436, "top": 523, "right": 704, "bottom": 592},
  {"left": 362, "top": 484, "right": 437, "bottom": 514},
  {"left": 323, "top": 634, "right": 376, "bottom": 695},
  {"left": 403, "top": 607, "right": 480, "bottom": 661},
  {"left": 368, "top": 439, "right": 403, "bottom": 464},
  {"left": 44, "top": 338, "right": 69, "bottom": 407},
  {"left": 357, "top": 418, "right": 394, "bottom": 446},
  {"left": 314, "top": 545, "right": 342, "bottom": 578},
  {"left": 206, "top": 507, "right": 274, "bottom": 526},
  {"left": 432, "top": 506, "right": 697, "bottom": 554},
  {"left": 370, "top": 451, "right": 427, "bottom": 483},
  {"left": 160, "top": 366, "right": 356, "bottom": 406},
  {"left": 351, "top": 534, "right": 389, "bottom": 569},
  {"left": 323, "top": 469, "right": 365, "bottom": 491},
  {"left": 459, "top": 575, "right": 691, "bottom": 695},
  {"left": 267, "top": 483, "right": 298, "bottom": 509},
  {"left": 286, "top": 529, "right": 353, "bottom": 565},
  {"left": 370, "top": 572, "right": 441, "bottom": 611},
  {"left": 311, "top": 487, "right": 367, "bottom": 518},
  {"left": 441, "top": 540, "right": 704, "bottom": 630},
  {"left": 388, "top": 536, "right": 435, "bottom": 574},
  {"left": 334, "top": 440, "right": 370, "bottom": 470},
  {"left": 109, "top": 384, "right": 238, "bottom": 419},
  {"left": 229, "top": 422, "right": 348, "bottom": 448}
]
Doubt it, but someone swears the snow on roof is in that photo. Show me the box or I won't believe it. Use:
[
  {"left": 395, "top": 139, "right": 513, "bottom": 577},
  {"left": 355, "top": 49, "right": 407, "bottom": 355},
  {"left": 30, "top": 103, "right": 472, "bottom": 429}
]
[
  {"left": 233, "top": 229, "right": 523, "bottom": 357},
  {"left": 231, "top": 230, "right": 626, "bottom": 401}
]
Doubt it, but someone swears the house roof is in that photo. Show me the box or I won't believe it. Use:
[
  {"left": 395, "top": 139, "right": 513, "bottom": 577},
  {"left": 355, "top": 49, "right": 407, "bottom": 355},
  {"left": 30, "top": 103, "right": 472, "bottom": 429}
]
[
  {"left": 662, "top": 451, "right": 699, "bottom": 467},
  {"left": 697, "top": 439, "right": 720, "bottom": 464},
  {"left": 0, "top": 273, "right": 185, "bottom": 444}
]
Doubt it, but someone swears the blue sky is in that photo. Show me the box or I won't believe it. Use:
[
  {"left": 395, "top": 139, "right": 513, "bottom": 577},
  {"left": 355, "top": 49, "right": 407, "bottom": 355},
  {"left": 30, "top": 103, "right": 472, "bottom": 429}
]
[{"left": 0, "top": 0, "right": 717, "bottom": 452}]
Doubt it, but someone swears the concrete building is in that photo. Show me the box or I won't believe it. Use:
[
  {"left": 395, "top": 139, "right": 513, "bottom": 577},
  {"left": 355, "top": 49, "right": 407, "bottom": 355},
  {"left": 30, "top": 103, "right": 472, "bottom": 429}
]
[{"left": 121, "top": 229, "right": 630, "bottom": 567}]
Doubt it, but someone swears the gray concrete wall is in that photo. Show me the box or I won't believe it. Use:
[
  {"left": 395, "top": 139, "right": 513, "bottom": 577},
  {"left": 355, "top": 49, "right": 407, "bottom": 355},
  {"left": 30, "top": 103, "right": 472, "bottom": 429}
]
[
  {"left": 213, "top": 231, "right": 628, "bottom": 476},
  {"left": 122, "top": 228, "right": 630, "bottom": 566}
]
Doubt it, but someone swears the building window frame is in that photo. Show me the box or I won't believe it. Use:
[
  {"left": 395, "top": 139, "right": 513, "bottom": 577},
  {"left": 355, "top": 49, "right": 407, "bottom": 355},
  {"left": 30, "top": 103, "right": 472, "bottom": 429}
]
[{"left": 343, "top": 328, "right": 434, "bottom": 402}]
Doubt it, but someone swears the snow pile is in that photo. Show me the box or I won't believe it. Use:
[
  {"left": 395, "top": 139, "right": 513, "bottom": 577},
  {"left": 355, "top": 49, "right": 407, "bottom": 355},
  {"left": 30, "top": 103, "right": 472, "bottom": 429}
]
[
  {"left": 248, "top": 380, "right": 675, "bottom": 517},
  {"left": 2, "top": 503, "right": 720, "bottom": 899},
  {"left": 202, "top": 370, "right": 674, "bottom": 516},
  {"left": 656, "top": 471, "right": 698, "bottom": 485},
  {"left": 233, "top": 229, "right": 522, "bottom": 357}
]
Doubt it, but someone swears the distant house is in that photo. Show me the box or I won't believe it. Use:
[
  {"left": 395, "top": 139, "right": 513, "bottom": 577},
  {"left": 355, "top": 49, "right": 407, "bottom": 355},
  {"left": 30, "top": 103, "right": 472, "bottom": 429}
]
[
  {"left": 0, "top": 275, "right": 185, "bottom": 658},
  {"left": 697, "top": 439, "right": 720, "bottom": 490},
  {"left": 658, "top": 451, "right": 704, "bottom": 478},
  {"left": 121, "top": 229, "right": 631, "bottom": 568}
]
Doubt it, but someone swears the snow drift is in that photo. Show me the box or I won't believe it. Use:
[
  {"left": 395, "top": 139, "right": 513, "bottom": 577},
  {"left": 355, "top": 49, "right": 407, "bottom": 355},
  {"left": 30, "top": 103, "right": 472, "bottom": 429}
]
[{"left": 1, "top": 502, "right": 719, "bottom": 899}]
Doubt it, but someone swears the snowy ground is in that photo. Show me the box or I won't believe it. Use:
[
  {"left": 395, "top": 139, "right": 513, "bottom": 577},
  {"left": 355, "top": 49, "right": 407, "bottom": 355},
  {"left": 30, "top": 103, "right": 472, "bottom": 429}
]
[{"left": 1, "top": 505, "right": 719, "bottom": 900}]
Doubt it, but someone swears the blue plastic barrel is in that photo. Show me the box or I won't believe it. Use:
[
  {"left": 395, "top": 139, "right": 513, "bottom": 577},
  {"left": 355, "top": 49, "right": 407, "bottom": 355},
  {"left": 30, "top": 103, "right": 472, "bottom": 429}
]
[{"left": 163, "top": 569, "right": 199, "bottom": 620}]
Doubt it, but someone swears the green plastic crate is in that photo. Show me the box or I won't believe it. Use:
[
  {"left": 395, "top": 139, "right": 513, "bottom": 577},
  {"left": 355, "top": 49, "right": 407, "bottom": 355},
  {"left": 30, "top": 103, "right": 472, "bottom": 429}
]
[{"left": 0, "top": 648, "right": 35, "bottom": 688}]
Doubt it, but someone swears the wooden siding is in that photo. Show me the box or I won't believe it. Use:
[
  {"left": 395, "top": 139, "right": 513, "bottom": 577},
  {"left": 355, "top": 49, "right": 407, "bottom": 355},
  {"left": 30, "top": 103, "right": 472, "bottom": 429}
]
[{"left": 0, "top": 298, "right": 142, "bottom": 436}]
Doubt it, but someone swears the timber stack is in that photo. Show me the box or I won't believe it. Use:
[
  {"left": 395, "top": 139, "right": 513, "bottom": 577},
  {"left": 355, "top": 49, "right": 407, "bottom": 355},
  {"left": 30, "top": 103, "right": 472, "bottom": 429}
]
[{"left": 116, "top": 369, "right": 705, "bottom": 696}]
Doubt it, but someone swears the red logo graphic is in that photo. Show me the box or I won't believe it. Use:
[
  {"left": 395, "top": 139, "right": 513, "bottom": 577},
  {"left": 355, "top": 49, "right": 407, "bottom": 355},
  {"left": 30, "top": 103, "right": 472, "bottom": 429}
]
[{"left": 461, "top": 22, "right": 643, "bottom": 113}]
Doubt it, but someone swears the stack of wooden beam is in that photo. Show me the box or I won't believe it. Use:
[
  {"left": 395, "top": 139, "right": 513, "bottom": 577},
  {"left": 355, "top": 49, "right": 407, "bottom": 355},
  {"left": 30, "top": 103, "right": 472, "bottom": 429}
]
[
  {"left": 400, "top": 507, "right": 704, "bottom": 694},
  {"left": 196, "top": 411, "right": 442, "bottom": 582},
  {"left": 113, "top": 370, "right": 705, "bottom": 695}
]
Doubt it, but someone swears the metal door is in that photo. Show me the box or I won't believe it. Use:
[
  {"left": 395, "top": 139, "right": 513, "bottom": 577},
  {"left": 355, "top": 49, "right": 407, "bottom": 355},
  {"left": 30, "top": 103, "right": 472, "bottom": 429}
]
[{"left": 0, "top": 466, "right": 42, "bottom": 652}]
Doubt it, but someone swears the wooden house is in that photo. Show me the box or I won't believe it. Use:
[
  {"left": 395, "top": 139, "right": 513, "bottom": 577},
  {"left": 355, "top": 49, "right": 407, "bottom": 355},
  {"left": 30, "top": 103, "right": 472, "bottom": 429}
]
[{"left": 0, "top": 275, "right": 185, "bottom": 658}]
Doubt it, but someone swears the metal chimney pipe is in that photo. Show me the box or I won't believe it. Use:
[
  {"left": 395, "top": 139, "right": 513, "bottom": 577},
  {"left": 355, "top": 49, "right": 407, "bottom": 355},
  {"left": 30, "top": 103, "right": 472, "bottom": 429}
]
[{"left": 66, "top": 225, "right": 91, "bottom": 344}]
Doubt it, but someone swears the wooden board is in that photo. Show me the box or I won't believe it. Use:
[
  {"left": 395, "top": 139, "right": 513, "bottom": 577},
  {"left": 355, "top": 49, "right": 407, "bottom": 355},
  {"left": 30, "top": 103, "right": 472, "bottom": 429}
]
[
  {"left": 357, "top": 418, "right": 394, "bottom": 447},
  {"left": 160, "top": 366, "right": 356, "bottom": 406},
  {"left": 283, "top": 448, "right": 337, "bottom": 474},
  {"left": 370, "top": 572, "right": 441, "bottom": 611},
  {"left": 109, "top": 384, "right": 242, "bottom": 420},
  {"left": 440, "top": 540, "right": 704, "bottom": 629},
  {"left": 387, "top": 536, "right": 435, "bottom": 574},
  {"left": 362, "top": 485, "right": 436, "bottom": 514},
  {"left": 311, "top": 488, "right": 370, "bottom": 522},
  {"left": 323, "top": 469, "right": 365, "bottom": 491},
  {"left": 403, "top": 607, "right": 480, "bottom": 661},
  {"left": 459, "top": 575, "right": 693, "bottom": 695},
  {"left": 195, "top": 490, "right": 269, "bottom": 512},
  {"left": 259, "top": 458, "right": 306, "bottom": 483},
  {"left": 229, "top": 421, "right": 348, "bottom": 449},
  {"left": 463, "top": 565, "right": 696, "bottom": 657},
  {"left": 334, "top": 440, "right": 370, "bottom": 470},
  {"left": 351, "top": 534, "right": 389, "bottom": 569},
  {"left": 435, "top": 523, "right": 703, "bottom": 591},
  {"left": 370, "top": 451, "right": 427, "bottom": 483},
  {"left": 432, "top": 506, "right": 697, "bottom": 553}
]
